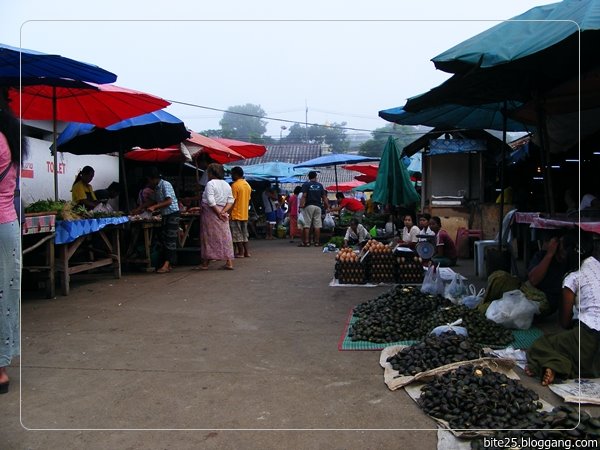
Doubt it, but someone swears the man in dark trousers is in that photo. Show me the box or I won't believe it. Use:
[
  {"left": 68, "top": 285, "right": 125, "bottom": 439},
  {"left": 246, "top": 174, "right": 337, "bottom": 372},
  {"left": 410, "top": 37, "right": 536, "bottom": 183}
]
[{"left": 299, "top": 171, "right": 329, "bottom": 247}]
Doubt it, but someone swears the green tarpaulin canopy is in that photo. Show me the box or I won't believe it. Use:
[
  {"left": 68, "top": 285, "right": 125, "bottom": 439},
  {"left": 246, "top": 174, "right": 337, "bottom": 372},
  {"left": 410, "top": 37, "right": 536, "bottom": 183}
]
[{"left": 371, "top": 136, "right": 420, "bottom": 206}]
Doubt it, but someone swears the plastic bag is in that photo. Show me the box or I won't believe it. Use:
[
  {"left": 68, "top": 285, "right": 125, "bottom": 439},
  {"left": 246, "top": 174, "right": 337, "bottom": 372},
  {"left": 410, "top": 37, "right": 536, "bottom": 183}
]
[
  {"left": 297, "top": 212, "right": 306, "bottom": 227},
  {"left": 461, "top": 284, "right": 486, "bottom": 309},
  {"left": 369, "top": 225, "right": 377, "bottom": 237},
  {"left": 485, "top": 289, "right": 540, "bottom": 330},
  {"left": 444, "top": 273, "right": 468, "bottom": 304},
  {"left": 323, "top": 212, "right": 335, "bottom": 229},
  {"left": 421, "top": 264, "right": 445, "bottom": 296},
  {"left": 430, "top": 318, "right": 468, "bottom": 337}
]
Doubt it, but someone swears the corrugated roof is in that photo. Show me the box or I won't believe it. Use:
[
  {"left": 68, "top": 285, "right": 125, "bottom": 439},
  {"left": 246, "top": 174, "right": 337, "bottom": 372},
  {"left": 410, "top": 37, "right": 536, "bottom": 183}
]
[{"left": 236, "top": 144, "right": 323, "bottom": 166}]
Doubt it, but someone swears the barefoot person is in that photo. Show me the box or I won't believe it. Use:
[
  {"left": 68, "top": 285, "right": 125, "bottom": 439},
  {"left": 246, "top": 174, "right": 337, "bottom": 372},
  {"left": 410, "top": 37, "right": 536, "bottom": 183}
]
[
  {"left": 198, "top": 163, "right": 235, "bottom": 270},
  {"left": 0, "top": 93, "right": 27, "bottom": 394},
  {"left": 525, "top": 233, "right": 600, "bottom": 386}
]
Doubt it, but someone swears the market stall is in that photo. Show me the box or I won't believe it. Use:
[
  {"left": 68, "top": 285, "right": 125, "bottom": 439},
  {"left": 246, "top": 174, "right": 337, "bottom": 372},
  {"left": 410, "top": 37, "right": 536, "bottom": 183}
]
[
  {"left": 22, "top": 213, "right": 57, "bottom": 298},
  {"left": 55, "top": 216, "right": 129, "bottom": 295},
  {"left": 123, "top": 217, "right": 162, "bottom": 272}
]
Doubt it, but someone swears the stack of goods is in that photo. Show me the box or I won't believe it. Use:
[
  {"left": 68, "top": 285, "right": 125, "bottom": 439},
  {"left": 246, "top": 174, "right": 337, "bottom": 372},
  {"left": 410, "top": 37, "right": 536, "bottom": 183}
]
[
  {"left": 335, "top": 248, "right": 367, "bottom": 284},
  {"left": 349, "top": 285, "right": 513, "bottom": 346},
  {"left": 363, "top": 240, "right": 395, "bottom": 283},
  {"left": 470, "top": 405, "right": 600, "bottom": 448},
  {"left": 418, "top": 364, "right": 543, "bottom": 430},
  {"left": 386, "top": 331, "right": 483, "bottom": 376},
  {"left": 395, "top": 254, "right": 424, "bottom": 284}
]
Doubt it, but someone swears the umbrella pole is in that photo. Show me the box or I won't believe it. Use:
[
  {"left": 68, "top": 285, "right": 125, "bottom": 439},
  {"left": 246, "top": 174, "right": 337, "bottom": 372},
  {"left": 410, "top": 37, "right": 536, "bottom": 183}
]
[
  {"left": 498, "top": 101, "right": 507, "bottom": 251},
  {"left": 52, "top": 88, "right": 58, "bottom": 201},
  {"left": 119, "top": 150, "right": 130, "bottom": 212},
  {"left": 535, "top": 97, "right": 555, "bottom": 215},
  {"left": 334, "top": 165, "right": 339, "bottom": 191}
]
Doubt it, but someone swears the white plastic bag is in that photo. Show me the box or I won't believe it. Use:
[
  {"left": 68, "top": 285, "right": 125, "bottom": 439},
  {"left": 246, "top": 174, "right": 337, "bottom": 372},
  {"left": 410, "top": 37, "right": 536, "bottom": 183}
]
[
  {"left": 485, "top": 289, "right": 540, "bottom": 330},
  {"left": 421, "top": 264, "right": 445, "bottom": 296},
  {"left": 430, "top": 318, "right": 468, "bottom": 337},
  {"left": 461, "top": 284, "right": 486, "bottom": 309},
  {"left": 323, "top": 212, "right": 335, "bottom": 229},
  {"left": 297, "top": 212, "right": 306, "bottom": 227},
  {"left": 444, "top": 273, "right": 468, "bottom": 304}
]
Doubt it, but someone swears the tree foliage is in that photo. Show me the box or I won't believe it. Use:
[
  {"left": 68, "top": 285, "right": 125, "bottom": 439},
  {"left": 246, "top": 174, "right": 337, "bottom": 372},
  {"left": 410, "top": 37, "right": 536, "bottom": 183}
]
[
  {"left": 219, "top": 104, "right": 268, "bottom": 143},
  {"left": 282, "top": 122, "right": 349, "bottom": 152},
  {"left": 358, "top": 124, "right": 423, "bottom": 157}
]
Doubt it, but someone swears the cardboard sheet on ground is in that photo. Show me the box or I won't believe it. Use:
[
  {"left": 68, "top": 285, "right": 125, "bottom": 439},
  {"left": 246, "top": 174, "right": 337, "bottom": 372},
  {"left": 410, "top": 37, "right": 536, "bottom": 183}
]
[
  {"left": 548, "top": 378, "right": 600, "bottom": 405},
  {"left": 380, "top": 345, "right": 516, "bottom": 391}
]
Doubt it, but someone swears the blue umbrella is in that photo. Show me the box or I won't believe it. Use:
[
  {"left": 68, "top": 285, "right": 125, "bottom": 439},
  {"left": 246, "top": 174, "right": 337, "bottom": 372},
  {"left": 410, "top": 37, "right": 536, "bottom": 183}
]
[
  {"left": 241, "top": 161, "right": 311, "bottom": 179},
  {"left": 56, "top": 110, "right": 190, "bottom": 155},
  {"left": 0, "top": 43, "right": 117, "bottom": 84},
  {"left": 294, "top": 153, "right": 380, "bottom": 190}
]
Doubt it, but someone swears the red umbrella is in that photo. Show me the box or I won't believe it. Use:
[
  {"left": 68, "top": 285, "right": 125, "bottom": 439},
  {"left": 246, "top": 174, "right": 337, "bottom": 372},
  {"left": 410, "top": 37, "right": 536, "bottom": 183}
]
[
  {"left": 212, "top": 137, "right": 267, "bottom": 159},
  {"left": 325, "top": 180, "right": 365, "bottom": 192},
  {"left": 125, "top": 146, "right": 189, "bottom": 163},
  {"left": 9, "top": 81, "right": 170, "bottom": 200},
  {"left": 8, "top": 82, "right": 170, "bottom": 128},
  {"left": 342, "top": 164, "right": 379, "bottom": 179},
  {"left": 354, "top": 174, "right": 375, "bottom": 183},
  {"left": 185, "top": 132, "right": 245, "bottom": 164}
]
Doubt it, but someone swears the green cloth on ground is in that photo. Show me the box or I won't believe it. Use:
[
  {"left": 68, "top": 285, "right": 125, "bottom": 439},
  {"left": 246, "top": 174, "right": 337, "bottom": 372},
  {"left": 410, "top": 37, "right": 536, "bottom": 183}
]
[
  {"left": 477, "top": 270, "right": 551, "bottom": 316},
  {"left": 526, "top": 322, "right": 600, "bottom": 380}
]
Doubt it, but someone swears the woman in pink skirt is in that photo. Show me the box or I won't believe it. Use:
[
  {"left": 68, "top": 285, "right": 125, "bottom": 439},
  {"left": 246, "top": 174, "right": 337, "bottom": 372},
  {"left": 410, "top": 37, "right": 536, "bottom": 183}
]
[{"left": 197, "top": 163, "right": 235, "bottom": 270}]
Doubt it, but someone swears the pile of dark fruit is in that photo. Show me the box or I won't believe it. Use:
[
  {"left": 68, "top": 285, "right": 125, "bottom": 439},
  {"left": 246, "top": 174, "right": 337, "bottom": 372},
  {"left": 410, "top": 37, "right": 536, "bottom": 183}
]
[
  {"left": 418, "top": 364, "right": 542, "bottom": 430},
  {"left": 386, "top": 331, "right": 484, "bottom": 376}
]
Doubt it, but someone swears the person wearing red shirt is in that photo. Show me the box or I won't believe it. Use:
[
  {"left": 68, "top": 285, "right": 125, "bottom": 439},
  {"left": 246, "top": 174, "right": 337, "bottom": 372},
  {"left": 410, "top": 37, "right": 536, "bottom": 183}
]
[
  {"left": 331, "top": 192, "right": 365, "bottom": 222},
  {"left": 429, "top": 216, "right": 457, "bottom": 267}
]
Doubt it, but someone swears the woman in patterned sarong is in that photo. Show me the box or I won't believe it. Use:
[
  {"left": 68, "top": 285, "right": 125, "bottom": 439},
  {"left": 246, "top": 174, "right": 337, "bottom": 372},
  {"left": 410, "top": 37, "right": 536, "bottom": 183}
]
[{"left": 198, "top": 163, "right": 235, "bottom": 270}]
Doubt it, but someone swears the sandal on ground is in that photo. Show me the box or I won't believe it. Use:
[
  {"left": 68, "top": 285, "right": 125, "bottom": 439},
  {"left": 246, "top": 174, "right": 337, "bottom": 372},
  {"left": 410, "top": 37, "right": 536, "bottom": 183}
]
[
  {"left": 193, "top": 265, "right": 209, "bottom": 271},
  {"left": 297, "top": 243, "right": 310, "bottom": 247},
  {"left": 221, "top": 264, "right": 234, "bottom": 270},
  {"left": 156, "top": 267, "right": 171, "bottom": 273},
  {"left": 0, "top": 382, "right": 9, "bottom": 395},
  {"left": 314, "top": 243, "right": 321, "bottom": 247}
]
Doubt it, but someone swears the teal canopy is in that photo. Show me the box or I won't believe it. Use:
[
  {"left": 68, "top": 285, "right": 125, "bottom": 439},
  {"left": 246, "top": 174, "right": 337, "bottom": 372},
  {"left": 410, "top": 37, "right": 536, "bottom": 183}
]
[
  {"left": 433, "top": 0, "right": 600, "bottom": 74},
  {"left": 371, "top": 137, "right": 420, "bottom": 206}
]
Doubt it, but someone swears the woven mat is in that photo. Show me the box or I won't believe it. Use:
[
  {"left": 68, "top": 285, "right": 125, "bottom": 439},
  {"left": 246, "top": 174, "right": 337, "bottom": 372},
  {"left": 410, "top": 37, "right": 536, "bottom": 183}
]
[{"left": 338, "top": 309, "right": 544, "bottom": 351}]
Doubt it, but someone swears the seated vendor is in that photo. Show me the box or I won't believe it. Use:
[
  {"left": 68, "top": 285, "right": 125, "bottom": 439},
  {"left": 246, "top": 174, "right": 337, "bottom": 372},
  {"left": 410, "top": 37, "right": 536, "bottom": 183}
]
[
  {"left": 479, "top": 231, "right": 578, "bottom": 317},
  {"left": 429, "top": 216, "right": 457, "bottom": 267},
  {"left": 71, "top": 165, "right": 98, "bottom": 210},
  {"left": 343, "top": 218, "right": 370, "bottom": 248},
  {"left": 525, "top": 232, "right": 600, "bottom": 385},
  {"left": 399, "top": 214, "right": 420, "bottom": 248},
  {"left": 331, "top": 192, "right": 365, "bottom": 222}
]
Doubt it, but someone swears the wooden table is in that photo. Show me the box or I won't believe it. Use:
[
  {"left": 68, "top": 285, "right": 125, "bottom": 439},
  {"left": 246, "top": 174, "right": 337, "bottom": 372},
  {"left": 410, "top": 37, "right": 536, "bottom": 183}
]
[
  {"left": 22, "top": 213, "right": 57, "bottom": 298},
  {"left": 178, "top": 212, "right": 199, "bottom": 248},
  {"left": 124, "top": 219, "right": 162, "bottom": 272},
  {"left": 55, "top": 217, "right": 128, "bottom": 296}
]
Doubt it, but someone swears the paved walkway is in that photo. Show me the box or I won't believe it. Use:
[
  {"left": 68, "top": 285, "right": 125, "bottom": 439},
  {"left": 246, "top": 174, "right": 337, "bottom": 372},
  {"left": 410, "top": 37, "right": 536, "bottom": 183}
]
[{"left": 3, "top": 239, "right": 597, "bottom": 449}]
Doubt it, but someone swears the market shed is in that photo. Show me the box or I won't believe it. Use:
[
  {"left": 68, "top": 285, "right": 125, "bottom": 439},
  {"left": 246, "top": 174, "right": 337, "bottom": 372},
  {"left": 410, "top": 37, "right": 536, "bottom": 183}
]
[{"left": 404, "top": 128, "right": 517, "bottom": 240}]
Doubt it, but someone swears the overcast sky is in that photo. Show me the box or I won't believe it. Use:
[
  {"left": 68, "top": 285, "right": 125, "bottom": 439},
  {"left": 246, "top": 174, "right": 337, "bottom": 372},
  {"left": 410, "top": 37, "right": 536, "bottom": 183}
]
[{"left": 2, "top": 0, "right": 551, "bottom": 139}]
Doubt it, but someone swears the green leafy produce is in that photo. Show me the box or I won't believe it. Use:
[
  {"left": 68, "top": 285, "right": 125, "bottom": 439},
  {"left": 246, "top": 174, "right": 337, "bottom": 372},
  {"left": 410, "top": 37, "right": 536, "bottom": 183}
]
[
  {"left": 327, "top": 236, "right": 345, "bottom": 248},
  {"left": 24, "top": 199, "right": 67, "bottom": 214}
]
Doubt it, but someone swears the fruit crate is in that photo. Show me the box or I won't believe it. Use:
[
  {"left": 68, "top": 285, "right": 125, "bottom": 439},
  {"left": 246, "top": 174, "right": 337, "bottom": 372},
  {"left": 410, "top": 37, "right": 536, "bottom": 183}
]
[
  {"left": 395, "top": 256, "right": 425, "bottom": 284},
  {"left": 335, "top": 261, "right": 368, "bottom": 284},
  {"left": 368, "top": 252, "right": 396, "bottom": 283}
]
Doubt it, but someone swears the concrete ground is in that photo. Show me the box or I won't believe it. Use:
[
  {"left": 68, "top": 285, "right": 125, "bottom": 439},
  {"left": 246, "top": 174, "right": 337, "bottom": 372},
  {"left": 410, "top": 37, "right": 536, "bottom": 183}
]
[{"left": 3, "top": 239, "right": 598, "bottom": 449}]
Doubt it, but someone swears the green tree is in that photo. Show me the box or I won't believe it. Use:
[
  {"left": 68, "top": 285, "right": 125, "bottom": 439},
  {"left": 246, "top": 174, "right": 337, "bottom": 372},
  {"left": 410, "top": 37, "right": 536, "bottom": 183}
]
[
  {"left": 219, "top": 104, "right": 268, "bottom": 142},
  {"left": 358, "top": 124, "right": 422, "bottom": 157},
  {"left": 199, "top": 128, "right": 223, "bottom": 138},
  {"left": 282, "top": 122, "right": 349, "bottom": 152}
]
